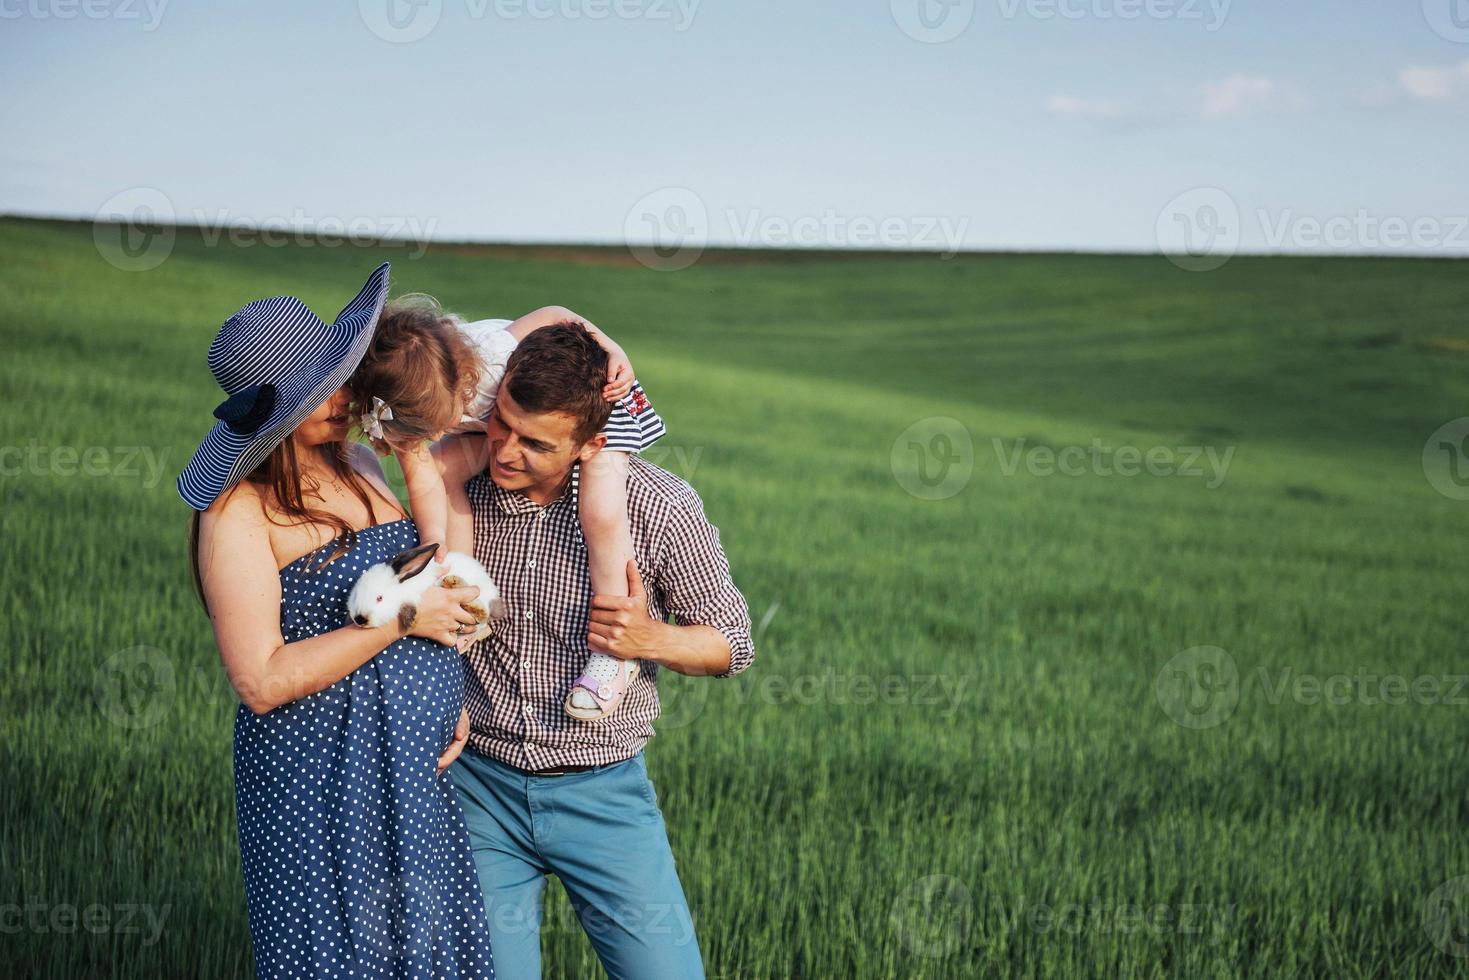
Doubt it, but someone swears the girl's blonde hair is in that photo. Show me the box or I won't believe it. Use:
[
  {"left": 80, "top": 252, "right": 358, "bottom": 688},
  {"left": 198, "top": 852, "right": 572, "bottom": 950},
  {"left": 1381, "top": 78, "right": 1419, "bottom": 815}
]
[{"left": 347, "top": 294, "right": 482, "bottom": 451}]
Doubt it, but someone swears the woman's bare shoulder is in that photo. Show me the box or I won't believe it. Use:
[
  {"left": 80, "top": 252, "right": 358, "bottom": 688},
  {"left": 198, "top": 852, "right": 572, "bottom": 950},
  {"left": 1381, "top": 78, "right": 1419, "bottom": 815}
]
[
  {"left": 204, "top": 481, "right": 269, "bottom": 529},
  {"left": 196, "top": 482, "right": 279, "bottom": 582}
]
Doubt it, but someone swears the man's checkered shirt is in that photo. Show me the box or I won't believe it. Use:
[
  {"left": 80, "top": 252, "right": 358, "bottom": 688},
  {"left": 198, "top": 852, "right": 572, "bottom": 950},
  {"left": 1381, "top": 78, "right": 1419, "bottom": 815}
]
[{"left": 461, "top": 456, "right": 754, "bottom": 769}]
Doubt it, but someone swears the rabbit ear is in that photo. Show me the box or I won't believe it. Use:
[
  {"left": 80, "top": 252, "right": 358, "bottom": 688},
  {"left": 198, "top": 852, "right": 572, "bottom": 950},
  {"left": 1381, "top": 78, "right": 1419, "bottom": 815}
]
[{"left": 389, "top": 543, "right": 439, "bottom": 581}]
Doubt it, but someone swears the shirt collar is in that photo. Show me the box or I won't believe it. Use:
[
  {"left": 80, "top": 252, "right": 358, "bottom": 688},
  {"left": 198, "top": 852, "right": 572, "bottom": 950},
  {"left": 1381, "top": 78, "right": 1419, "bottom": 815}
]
[{"left": 489, "top": 462, "right": 580, "bottom": 515}]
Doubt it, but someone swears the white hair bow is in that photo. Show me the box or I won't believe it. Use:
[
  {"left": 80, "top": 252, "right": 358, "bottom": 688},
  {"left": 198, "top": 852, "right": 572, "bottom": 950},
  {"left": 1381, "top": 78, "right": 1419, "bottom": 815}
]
[{"left": 362, "top": 396, "right": 394, "bottom": 440}]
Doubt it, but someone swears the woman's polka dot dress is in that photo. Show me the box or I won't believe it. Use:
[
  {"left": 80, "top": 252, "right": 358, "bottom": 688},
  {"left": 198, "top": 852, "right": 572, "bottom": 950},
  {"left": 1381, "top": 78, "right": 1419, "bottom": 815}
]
[{"left": 233, "top": 519, "right": 494, "bottom": 979}]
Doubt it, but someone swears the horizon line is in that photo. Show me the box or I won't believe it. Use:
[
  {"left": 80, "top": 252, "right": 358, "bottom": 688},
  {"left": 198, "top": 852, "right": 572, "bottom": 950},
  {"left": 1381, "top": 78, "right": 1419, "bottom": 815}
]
[{"left": 7, "top": 211, "right": 1468, "bottom": 263}]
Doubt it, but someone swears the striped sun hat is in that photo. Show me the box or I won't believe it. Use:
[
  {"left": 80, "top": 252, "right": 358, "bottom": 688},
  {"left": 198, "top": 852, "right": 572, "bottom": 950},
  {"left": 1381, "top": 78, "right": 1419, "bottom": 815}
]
[{"left": 176, "top": 263, "right": 391, "bottom": 511}]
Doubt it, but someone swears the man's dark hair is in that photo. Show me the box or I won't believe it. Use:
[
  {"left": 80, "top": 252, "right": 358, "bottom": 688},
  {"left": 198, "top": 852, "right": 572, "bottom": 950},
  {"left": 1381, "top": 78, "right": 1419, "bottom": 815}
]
[{"left": 503, "top": 320, "right": 614, "bottom": 443}]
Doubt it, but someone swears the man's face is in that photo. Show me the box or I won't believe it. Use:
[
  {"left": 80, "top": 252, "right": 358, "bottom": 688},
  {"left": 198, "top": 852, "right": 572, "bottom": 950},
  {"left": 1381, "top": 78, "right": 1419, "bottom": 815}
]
[{"left": 484, "top": 384, "right": 605, "bottom": 498}]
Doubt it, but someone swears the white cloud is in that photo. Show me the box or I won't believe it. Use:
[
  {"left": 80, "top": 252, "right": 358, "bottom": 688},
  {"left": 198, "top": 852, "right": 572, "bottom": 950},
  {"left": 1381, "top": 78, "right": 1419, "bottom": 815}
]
[
  {"left": 1200, "top": 74, "right": 1275, "bottom": 117},
  {"left": 1399, "top": 61, "right": 1469, "bottom": 100},
  {"left": 1045, "top": 75, "right": 1307, "bottom": 126},
  {"left": 1044, "top": 94, "right": 1123, "bottom": 119}
]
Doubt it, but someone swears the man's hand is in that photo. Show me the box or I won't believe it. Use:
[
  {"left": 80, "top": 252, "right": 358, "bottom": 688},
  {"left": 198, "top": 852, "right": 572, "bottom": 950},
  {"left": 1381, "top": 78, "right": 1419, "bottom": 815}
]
[
  {"left": 588, "top": 560, "right": 665, "bottom": 661},
  {"left": 590, "top": 560, "right": 736, "bottom": 676},
  {"left": 436, "top": 707, "right": 470, "bottom": 777}
]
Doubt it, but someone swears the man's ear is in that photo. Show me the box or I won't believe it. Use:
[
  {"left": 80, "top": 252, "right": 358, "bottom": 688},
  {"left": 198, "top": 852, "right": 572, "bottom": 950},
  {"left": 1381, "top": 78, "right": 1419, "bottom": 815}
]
[{"left": 577, "top": 432, "right": 608, "bottom": 465}]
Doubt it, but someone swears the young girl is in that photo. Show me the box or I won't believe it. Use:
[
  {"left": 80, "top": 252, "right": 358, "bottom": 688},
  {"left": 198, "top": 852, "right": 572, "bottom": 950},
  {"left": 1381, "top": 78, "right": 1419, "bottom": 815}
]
[{"left": 347, "top": 295, "right": 663, "bottom": 722}]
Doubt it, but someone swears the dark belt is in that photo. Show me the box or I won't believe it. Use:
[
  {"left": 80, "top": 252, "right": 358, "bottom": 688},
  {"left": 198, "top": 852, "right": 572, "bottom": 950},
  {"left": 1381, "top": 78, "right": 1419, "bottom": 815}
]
[{"left": 511, "top": 761, "right": 599, "bottom": 777}]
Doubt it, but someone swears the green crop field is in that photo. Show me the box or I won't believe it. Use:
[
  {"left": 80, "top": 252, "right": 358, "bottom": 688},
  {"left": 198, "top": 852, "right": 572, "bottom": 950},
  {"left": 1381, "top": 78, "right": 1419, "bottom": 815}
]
[{"left": 3, "top": 215, "right": 1469, "bottom": 978}]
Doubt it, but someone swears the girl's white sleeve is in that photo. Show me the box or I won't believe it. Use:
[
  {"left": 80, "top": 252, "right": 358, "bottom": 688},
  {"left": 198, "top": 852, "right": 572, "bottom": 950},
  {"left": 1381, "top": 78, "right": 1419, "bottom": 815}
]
[{"left": 453, "top": 317, "right": 517, "bottom": 429}]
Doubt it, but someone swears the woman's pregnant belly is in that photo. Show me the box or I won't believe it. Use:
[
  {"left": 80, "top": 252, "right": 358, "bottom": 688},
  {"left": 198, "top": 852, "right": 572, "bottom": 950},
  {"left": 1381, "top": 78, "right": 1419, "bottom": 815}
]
[{"left": 234, "top": 638, "right": 464, "bottom": 800}]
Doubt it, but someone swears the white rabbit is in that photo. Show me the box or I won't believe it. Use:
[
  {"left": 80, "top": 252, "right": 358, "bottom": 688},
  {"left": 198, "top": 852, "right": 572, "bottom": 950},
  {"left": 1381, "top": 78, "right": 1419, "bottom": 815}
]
[{"left": 347, "top": 542, "right": 507, "bottom": 638}]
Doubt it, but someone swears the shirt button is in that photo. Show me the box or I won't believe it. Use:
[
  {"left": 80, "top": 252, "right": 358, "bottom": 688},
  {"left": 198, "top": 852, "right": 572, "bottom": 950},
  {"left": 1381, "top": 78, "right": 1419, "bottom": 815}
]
[
  {"left": 523, "top": 704, "right": 533, "bottom": 716},
  {"left": 524, "top": 610, "right": 533, "bottom": 621},
  {"left": 522, "top": 659, "right": 532, "bottom": 669},
  {"left": 527, "top": 559, "right": 536, "bottom": 570},
  {"left": 527, "top": 741, "right": 537, "bottom": 749}
]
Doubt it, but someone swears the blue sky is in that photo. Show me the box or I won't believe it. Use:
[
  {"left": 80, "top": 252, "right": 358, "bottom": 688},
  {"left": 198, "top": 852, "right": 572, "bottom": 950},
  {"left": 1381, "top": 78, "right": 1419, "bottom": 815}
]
[{"left": 4, "top": 0, "right": 1468, "bottom": 255}]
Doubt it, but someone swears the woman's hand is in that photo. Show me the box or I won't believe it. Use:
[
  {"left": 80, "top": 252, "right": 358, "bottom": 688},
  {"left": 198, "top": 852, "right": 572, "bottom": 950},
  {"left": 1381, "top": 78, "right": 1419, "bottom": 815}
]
[
  {"left": 408, "top": 585, "right": 482, "bottom": 648},
  {"left": 436, "top": 707, "right": 470, "bottom": 776}
]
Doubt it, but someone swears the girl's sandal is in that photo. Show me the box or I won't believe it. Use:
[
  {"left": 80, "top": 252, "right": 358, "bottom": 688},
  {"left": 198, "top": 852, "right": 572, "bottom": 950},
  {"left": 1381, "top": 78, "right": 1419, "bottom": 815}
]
[{"left": 564, "top": 658, "right": 640, "bottom": 722}]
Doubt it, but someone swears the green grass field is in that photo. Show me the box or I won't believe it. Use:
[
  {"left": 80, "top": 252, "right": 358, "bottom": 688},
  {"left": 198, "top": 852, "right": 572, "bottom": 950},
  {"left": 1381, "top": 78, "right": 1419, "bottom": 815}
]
[{"left": 3, "top": 215, "right": 1469, "bottom": 978}]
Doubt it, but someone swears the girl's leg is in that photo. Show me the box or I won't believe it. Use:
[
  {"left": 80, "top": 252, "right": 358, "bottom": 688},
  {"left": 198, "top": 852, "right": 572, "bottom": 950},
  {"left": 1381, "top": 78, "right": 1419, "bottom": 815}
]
[
  {"left": 568, "top": 451, "right": 636, "bottom": 717},
  {"left": 580, "top": 451, "right": 635, "bottom": 599}
]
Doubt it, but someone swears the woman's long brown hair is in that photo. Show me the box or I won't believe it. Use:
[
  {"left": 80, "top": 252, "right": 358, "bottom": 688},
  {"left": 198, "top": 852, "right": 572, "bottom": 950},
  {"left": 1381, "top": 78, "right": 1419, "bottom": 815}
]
[{"left": 188, "top": 437, "right": 391, "bottom": 611}]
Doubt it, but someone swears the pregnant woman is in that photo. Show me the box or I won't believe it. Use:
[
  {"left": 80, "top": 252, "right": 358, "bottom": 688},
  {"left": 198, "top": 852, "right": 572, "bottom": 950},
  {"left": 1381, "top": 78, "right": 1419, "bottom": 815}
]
[{"left": 179, "top": 264, "right": 494, "bottom": 978}]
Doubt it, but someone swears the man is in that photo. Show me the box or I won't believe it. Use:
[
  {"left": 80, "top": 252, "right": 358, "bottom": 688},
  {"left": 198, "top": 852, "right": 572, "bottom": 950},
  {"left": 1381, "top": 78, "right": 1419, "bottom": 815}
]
[{"left": 437, "top": 321, "right": 755, "bottom": 979}]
